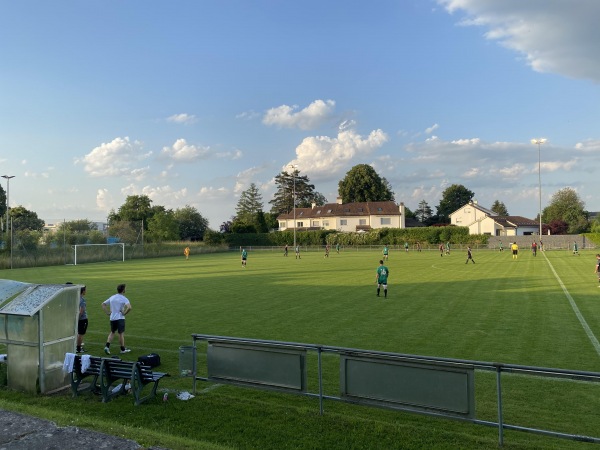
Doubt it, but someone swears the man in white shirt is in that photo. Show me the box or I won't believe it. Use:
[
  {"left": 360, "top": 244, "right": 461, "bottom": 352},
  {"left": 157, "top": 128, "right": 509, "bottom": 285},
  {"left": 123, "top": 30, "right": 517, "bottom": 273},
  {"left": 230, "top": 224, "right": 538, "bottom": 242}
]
[{"left": 101, "top": 284, "right": 132, "bottom": 354}]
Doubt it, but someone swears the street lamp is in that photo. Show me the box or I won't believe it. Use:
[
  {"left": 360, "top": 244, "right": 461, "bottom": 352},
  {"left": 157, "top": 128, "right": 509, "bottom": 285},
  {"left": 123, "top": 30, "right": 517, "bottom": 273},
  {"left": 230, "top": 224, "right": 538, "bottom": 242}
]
[
  {"left": 288, "top": 164, "right": 298, "bottom": 248},
  {"left": 530, "top": 139, "right": 546, "bottom": 237}
]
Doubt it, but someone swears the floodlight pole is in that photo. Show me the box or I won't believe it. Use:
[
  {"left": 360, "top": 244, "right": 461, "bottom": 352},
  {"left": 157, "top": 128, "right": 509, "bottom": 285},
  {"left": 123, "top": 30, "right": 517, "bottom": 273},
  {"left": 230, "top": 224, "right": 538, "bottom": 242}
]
[
  {"left": 289, "top": 164, "right": 298, "bottom": 248},
  {"left": 530, "top": 139, "right": 546, "bottom": 237}
]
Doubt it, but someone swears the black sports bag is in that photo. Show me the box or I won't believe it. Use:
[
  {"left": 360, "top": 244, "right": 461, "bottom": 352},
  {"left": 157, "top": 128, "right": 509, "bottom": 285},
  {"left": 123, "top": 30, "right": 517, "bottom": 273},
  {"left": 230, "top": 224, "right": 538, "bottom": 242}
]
[{"left": 138, "top": 353, "right": 161, "bottom": 368}]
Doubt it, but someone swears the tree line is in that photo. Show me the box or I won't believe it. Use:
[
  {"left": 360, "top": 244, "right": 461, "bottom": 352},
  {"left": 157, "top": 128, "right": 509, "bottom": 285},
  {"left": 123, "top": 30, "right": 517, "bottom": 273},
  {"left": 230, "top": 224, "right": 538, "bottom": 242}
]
[{"left": 0, "top": 164, "right": 595, "bottom": 250}]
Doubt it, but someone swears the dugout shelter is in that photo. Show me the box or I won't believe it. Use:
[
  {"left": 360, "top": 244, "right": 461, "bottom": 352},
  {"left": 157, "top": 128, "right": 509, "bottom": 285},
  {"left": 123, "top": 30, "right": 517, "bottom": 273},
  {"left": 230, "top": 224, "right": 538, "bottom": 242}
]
[{"left": 0, "top": 279, "right": 80, "bottom": 393}]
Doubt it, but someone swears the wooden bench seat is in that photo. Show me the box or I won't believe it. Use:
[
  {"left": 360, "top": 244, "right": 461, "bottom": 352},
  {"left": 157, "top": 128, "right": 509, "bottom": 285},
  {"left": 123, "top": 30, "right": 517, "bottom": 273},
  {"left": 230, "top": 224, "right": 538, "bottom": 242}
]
[
  {"left": 100, "top": 358, "right": 169, "bottom": 405},
  {"left": 70, "top": 355, "right": 103, "bottom": 397}
]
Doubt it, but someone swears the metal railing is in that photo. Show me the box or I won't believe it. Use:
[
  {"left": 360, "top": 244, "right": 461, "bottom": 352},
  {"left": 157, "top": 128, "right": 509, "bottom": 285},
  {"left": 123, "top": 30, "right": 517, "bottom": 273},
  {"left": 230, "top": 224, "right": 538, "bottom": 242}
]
[{"left": 188, "top": 334, "right": 600, "bottom": 447}]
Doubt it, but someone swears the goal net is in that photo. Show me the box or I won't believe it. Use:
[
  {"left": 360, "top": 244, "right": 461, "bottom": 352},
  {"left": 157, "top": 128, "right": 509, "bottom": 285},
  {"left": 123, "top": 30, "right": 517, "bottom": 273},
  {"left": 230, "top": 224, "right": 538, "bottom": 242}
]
[{"left": 72, "top": 243, "right": 125, "bottom": 265}]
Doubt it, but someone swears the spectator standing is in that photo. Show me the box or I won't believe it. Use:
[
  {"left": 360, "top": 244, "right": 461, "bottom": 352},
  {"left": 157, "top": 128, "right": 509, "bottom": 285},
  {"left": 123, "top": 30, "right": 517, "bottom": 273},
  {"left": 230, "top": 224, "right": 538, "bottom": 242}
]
[
  {"left": 76, "top": 286, "right": 88, "bottom": 353},
  {"left": 102, "top": 284, "right": 132, "bottom": 355}
]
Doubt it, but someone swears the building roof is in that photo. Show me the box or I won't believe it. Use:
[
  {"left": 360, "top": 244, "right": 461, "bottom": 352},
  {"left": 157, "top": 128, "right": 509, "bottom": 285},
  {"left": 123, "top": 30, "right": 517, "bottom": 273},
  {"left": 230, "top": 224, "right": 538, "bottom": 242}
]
[
  {"left": 493, "top": 216, "right": 538, "bottom": 228},
  {"left": 277, "top": 201, "right": 401, "bottom": 220},
  {"left": 450, "top": 201, "right": 497, "bottom": 218}
]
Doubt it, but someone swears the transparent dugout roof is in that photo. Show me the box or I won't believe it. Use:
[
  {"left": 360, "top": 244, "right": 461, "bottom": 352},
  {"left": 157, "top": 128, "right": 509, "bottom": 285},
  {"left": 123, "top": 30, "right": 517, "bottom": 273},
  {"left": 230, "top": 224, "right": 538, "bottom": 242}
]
[{"left": 0, "top": 280, "right": 69, "bottom": 316}]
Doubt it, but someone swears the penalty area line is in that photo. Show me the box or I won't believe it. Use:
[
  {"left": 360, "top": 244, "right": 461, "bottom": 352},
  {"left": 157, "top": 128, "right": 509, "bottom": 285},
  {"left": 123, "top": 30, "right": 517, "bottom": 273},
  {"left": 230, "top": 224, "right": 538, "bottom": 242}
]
[{"left": 543, "top": 252, "right": 600, "bottom": 358}]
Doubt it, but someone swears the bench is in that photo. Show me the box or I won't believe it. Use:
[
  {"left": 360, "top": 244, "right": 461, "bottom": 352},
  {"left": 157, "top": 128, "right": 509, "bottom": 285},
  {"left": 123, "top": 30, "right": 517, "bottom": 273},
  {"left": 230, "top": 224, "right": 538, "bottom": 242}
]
[
  {"left": 100, "top": 358, "right": 169, "bottom": 405},
  {"left": 70, "top": 355, "right": 103, "bottom": 397}
]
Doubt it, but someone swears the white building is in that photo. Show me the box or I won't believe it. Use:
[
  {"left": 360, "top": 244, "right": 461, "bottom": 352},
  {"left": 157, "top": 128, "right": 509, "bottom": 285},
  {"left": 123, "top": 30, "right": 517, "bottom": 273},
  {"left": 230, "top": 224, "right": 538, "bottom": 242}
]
[
  {"left": 277, "top": 199, "right": 406, "bottom": 232},
  {"left": 450, "top": 201, "right": 539, "bottom": 236}
]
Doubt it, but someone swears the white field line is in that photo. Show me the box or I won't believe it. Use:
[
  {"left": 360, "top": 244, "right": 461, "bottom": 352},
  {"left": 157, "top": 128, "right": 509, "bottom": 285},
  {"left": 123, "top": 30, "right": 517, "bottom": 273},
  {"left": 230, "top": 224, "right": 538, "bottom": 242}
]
[{"left": 543, "top": 252, "right": 600, "bottom": 357}]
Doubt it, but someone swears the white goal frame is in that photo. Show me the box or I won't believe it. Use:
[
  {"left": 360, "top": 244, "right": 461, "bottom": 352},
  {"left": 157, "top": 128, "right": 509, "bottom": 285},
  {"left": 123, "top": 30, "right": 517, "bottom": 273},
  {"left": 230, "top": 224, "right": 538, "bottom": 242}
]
[{"left": 72, "top": 243, "right": 125, "bottom": 265}]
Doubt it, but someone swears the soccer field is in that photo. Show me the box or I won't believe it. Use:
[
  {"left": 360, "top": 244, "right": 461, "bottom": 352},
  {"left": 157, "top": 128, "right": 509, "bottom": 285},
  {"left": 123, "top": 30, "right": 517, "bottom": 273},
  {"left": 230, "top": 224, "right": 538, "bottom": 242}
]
[{"left": 1, "top": 247, "right": 600, "bottom": 449}]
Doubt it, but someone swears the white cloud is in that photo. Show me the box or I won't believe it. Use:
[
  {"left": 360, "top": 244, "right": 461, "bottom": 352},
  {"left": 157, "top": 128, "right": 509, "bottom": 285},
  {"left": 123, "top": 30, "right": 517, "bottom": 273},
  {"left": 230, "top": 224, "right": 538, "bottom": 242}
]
[
  {"left": 79, "top": 137, "right": 151, "bottom": 177},
  {"left": 287, "top": 127, "right": 388, "bottom": 179},
  {"left": 96, "top": 188, "right": 113, "bottom": 211},
  {"left": 166, "top": 113, "right": 196, "bottom": 125},
  {"left": 437, "top": 0, "right": 600, "bottom": 82},
  {"left": 575, "top": 139, "right": 600, "bottom": 152},
  {"left": 263, "top": 99, "right": 336, "bottom": 130},
  {"left": 161, "top": 139, "right": 211, "bottom": 162},
  {"left": 236, "top": 110, "right": 261, "bottom": 121},
  {"left": 425, "top": 123, "right": 439, "bottom": 134},
  {"left": 198, "top": 186, "right": 229, "bottom": 200},
  {"left": 161, "top": 139, "right": 243, "bottom": 162}
]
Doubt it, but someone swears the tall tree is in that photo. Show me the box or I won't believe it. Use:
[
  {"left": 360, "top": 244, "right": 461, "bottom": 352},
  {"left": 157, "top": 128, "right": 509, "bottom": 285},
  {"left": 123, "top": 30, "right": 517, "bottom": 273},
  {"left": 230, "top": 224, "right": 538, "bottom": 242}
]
[
  {"left": 174, "top": 205, "right": 209, "bottom": 241},
  {"left": 490, "top": 200, "right": 509, "bottom": 216},
  {"left": 542, "top": 188, "right": 588, "bottom": 234},
  {"left": 147, "top": 209, "right": 180, "bottom": 243},
  {"left": 0, "top": 185, "right": 6, "bottom": 227},
  {"left": 338, "top": 164, "right": 394, "bottom": 203},
  {"left": 436, "top": 184, "right": 475, "bottom": 223},
  {"left": 109, "top": 194, "right": 154, "bottom": 228},
  {"left": 236, "top": 183, "right": 264, "bottom": 223},
  {"left": 10, "top": 206, "right": 45, "bottom": 231},
  {"left": 414, "top": 200, "right": 433, "bottom": 224},
  {"left": 269, "top": 170, "right": 325, "bottom": 215}
]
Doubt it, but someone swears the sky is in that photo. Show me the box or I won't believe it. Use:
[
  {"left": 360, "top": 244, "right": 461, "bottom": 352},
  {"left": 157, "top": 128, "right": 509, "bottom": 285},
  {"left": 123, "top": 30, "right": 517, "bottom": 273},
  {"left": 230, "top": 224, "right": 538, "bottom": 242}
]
[{"left": 1, "top": 0, "right": 599, "bottom": 229}]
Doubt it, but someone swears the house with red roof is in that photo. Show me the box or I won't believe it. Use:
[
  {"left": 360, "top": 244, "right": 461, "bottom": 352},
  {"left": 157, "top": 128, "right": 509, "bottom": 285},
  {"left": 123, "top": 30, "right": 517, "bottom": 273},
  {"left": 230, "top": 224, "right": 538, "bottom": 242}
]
[{"left": 277, "top": 198, "right": 406, "bottom": 232}]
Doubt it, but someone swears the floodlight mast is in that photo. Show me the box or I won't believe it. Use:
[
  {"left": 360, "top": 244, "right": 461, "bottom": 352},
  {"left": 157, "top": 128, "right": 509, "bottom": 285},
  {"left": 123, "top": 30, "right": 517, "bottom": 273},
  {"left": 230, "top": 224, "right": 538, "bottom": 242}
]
[
  {"left": 530, "top": 139, "right": 546, "bottom": 237},
  {"left": 288, "top": 164, "right": 298, "bottom": 248}
]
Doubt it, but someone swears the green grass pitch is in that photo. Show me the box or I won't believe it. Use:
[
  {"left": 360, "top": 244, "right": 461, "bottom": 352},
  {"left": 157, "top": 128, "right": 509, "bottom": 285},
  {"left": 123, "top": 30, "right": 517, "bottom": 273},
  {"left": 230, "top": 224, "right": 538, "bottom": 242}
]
[{"left": 1, "top": 247, "right": 599, "bottom": 449}]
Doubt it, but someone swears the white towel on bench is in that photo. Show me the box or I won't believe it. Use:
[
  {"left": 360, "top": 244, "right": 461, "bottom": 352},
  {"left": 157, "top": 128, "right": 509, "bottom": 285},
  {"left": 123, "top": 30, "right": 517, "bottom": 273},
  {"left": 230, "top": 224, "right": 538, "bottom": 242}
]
[
  {"left": 63, "top": 353, "right": 75, "bottom": 373},
  {"left": 81, "top": 354, "right": 91, "bottom": 373}
]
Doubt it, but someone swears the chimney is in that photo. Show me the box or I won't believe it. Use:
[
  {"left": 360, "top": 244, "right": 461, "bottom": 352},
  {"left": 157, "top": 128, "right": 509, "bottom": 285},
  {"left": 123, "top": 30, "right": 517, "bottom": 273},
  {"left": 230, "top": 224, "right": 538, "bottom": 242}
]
[
  {"left": 336, "top": 196, "right": 343, "bottom": 204},
  {"left": 311, "top": 202, "right": 316, "bottom": 209}
]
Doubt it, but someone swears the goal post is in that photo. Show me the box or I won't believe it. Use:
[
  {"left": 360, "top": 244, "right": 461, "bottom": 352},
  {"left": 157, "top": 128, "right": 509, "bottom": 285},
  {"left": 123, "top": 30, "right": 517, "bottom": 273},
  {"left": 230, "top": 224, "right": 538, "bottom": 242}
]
[{"left": 72, "top": 243, "right": 125, "bottom": 265}]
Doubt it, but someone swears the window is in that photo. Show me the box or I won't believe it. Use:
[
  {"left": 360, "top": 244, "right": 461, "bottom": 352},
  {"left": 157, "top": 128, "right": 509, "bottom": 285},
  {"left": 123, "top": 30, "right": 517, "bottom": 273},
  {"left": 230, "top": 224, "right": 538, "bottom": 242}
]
[
  {"left": 323, "top": 221, "right": 329, "bottom": 227},
  {"left": 279, "top": 222, "right": 286, "bottom": 228},
  {"left": 380, "top": 218, "right": 391, "bottom": 225},
  {"left": 359, "top": 219, "right": 367, "bottom": 225},
  {"left": 297, "top": 221, "right": 303, "bottom": 227},
  {"left": 340, "top": 219, "right": 347, "bottom": 226},
  {"left": 312, "top": 221, "right": 319, "bottom": 227}
]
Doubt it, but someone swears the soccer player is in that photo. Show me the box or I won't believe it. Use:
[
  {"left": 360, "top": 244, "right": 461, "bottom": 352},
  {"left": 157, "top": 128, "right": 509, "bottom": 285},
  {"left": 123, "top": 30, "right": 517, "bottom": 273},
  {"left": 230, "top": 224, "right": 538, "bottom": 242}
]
[
  {"left": 375, "top": 260, "right": 389, "bottom": 298},
  {"left": 511, "top": 242, "right": 519, "bottom": 259},
  {"left": 445, "top": 241, "right": 450, "bottom": 255},
  {"left": 465, "top": 246, "right": 475, "bottom": 264},
  {"left": 241, "top": 248, "right": 248, "bottom": 267},
  {"left": 295, "top": 245, "right": 301, "bottom": 259},
  {"left": 439, "top": 243, "right": 444, "bottom": 257},
  {"left": 531, "top": 241, "right": 537, "bottom": 257},
  {"left": 594, "top": 254, "right": 600, "bottom": 287},
  {"left": 284, "top": 245, "right": 288, "bottom": 257},
  {"left": 324, "top": 244, "right": 330, "bottom": 258},
  {"left": 383, "top": 245, "right": 389, "bottom": 260},
  {"left": 336, "top": 243, "right": 340, "bottom": 254},
  {"left": 404, "top": 242, "right": 409, "bottom": 252},
  {"left": 573, "top": 241, "right": 579, "bottom": 255},
  {"left": 184, "top": 246, "right": 190, "bottom": 260}
]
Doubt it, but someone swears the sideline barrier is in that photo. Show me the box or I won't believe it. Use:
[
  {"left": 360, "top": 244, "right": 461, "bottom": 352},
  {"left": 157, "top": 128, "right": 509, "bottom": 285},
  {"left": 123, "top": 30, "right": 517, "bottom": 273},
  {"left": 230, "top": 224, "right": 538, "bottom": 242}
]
[{"left": 186, "top": 334, "right": 600, "bottom": 447}]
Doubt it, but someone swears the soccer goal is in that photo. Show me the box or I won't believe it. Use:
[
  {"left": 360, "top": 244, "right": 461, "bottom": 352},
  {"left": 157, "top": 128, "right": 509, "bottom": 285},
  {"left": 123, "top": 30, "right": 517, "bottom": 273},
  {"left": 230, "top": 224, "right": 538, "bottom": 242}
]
[{"left": 72, "top": 243, "right": 125, "bottom": 265}]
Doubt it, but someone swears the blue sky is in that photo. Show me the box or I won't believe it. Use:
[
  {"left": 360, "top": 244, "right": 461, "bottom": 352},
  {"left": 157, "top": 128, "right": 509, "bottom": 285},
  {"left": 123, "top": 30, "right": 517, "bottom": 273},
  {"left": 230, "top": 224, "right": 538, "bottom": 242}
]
[{"left": 1, "top": 0, "right": 599, "bottom": 228}]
